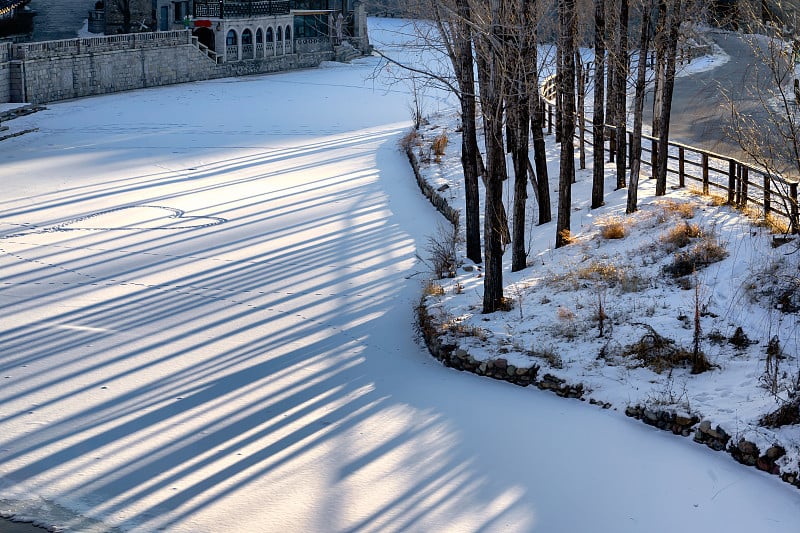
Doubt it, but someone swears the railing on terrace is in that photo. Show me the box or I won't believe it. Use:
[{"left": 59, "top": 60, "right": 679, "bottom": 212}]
[
  {"left": 193, "top": 0, "right": 290, "bottom": 18},
  {"left": 540, "top": 74, "right": 800, "bottom": 233},
  {"left": 294, "top": 37, "right": 331, "bottom": 54},
  {"left": 12, "top": 30, "right": 191, "bottom": 60}
]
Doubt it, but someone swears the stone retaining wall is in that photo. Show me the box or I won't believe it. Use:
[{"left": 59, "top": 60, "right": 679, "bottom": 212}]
[
  {"left": 405, "top": 146, "right": 460, "bottom": 228},
  {"left": 0, "top": 31, "right": 334, "bottom": 105}
]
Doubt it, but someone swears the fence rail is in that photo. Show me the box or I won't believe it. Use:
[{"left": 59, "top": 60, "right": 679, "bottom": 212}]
[{"left": 540, "top": 74, "right": 800, "bottom": 233}]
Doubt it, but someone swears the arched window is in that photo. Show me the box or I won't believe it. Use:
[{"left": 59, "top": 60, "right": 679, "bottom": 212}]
[
  {"left": 266, "top": 27, "right": 273, "bottom": 43},
  {"left": 242, "top": 28, "right": 253, "bottom": 45},
  {"left": 285, "top": 26, "right": 291, "bottom": 41},
  {"left": 226, "top": 30, "right": 237, "bottom": 46},
  {"left": 255, "top": 28, "right": 263, "bottom": 43},
  {"left": 277, "top": 26, "right": 283, "bottom": 41}
]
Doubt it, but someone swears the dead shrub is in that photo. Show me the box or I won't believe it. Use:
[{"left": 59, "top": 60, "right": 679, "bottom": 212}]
[
  {"left": 425, "top": 223, "right": 462, "bottom": 279},
  {"left": 760, "top": 398, "right": 800, "bottom": 428},
  {"left": 624, "top": 323, "right": 712, "bottom": 374},
  {"left": 661, "top": 221, "right": 701, "bottom": 249},
  {"left": 597, "top": 216, "right": 626, "bottom": 239}
]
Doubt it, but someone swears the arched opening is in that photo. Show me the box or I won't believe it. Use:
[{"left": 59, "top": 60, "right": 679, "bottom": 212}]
[
  {"left": 277, "top": 26, "right": 283, "bottom": 42},
  {"left": 255, "top": 28, "right": 264, "bottom": 58},
  {"left": 266, "top": 27, "right": 274, "bottom": 43},
  {"left": 226, "top": 29, "right": 239, "bottom": 62},
  {"left": 284, "top": 25, "right": 292, "bottom": 53},
  {"left": 242, "top": 28, "right": 254, "bottom": 59},
  {"left": 193, "top": 27, "right": 215, "bottom": 52}
]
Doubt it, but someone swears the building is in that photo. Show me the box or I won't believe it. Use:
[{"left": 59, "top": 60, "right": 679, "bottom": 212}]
[{"left": 90, "top": 0, "right": 369, "bottom": 61}]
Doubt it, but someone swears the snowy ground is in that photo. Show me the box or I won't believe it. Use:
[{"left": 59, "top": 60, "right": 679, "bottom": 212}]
[{"left": 1, "top": 18, "right": 800, "bottom": 532}]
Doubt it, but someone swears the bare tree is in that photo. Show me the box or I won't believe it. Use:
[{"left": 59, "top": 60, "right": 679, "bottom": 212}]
[
  {"left": 556, "top": 0, "right": 577, "bottom": 248},
  {"left": 591, "top": 0, "right": 607, "bottom": 208},
  {"left": 654, "top": 0, "right": 683, "bottom": 196},
  {"left": 627, "top": 0, "right": 654, "bottom": 213}
]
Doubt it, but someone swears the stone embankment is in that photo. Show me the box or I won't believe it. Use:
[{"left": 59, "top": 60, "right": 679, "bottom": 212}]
[{"left": 407, "top": 145, "right": 800, "bottom": 494}]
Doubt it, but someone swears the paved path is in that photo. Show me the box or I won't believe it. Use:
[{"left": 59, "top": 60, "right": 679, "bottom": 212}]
[{"left": 645, "top": 31, "right": 771, "bottom": 163}]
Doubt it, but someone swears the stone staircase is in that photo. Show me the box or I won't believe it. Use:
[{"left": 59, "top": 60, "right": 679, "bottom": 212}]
[{"left": 334, "top": 42, "right": 362, "bottom": 63}]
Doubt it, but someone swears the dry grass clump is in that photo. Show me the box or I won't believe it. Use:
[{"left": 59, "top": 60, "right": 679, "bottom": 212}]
[
  {"left": 572, "top": 260, "right": 648, "bottom": 292},
  {"left": 432, "top": 132, "right": 449, "bottom": 160},
  {"left": 666, "top": 235, "right": 728, "bottom": 277},
  {"left": 400, "top": 129, "right": 420, "bottom": 151},
  {"left": 423, "top": 280, "right": 445, "bottom": 297},
  {"left": 559, "top": 229, "right": 577, "bottom": 245},
  {"left": 751, "top": 211, "right": 792, "bottom": 234},
  {"left": 661, "top": 221, "right": 702, "bottom": 249},
  {"left": 657, "top": 199, "right": 695, "bottom": 219},
  {"left": 597, "top": 216, "right": 626, "bottom": 239},
  {"left": 442, "top": 318, "right": 488, "bottom": 340}
]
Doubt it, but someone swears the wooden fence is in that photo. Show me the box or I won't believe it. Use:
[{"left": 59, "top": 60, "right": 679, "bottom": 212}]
[{"left": 540, "top": 74, "right": 800, "bottom": 233}]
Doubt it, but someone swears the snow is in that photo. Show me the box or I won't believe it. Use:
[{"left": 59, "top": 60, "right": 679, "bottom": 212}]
[{"left": 0, "top": 17, "right": 799, "bottom": 532}]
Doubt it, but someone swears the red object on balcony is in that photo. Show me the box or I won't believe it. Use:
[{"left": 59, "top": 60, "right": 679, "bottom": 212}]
[{"left": 194, "top": 19, "right": 212, "bottom": 28}]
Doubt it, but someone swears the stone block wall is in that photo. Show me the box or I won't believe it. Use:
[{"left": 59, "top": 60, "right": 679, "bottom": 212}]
[{"left": 0, "top": 44, "right": 10, "bottom": 103}]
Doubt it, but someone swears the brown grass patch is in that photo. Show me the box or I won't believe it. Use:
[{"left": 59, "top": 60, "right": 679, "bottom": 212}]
[
  {"left": 661, "top": 221, "right": 702, "bottom": 249},
  {"left": 400, "top": 129, "right": 420, "bottom": 151},
  {"left": 657, "top": 199, "right": 695, "bottom": 219},
  {"left": 597, "top": 216, "right": 626, "bottom": 239},
  {"left": 442, "top": 319, "right": 488, "bottom": 340},
  {"left": 423, "top": 280, "right": 445, "bottom": 297},
  {"left": 432, "top": 132, "right": 449, "bottom": 157}
]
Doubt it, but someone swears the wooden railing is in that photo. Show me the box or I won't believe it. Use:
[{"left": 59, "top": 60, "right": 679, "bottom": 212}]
[{"left": 540, "top": 72, "right": 800, "bottom": 233}]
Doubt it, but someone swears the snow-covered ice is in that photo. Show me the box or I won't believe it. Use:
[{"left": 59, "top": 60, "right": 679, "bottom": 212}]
[{"left": 1, "top": 18, "right": 799, "bottom": 532}]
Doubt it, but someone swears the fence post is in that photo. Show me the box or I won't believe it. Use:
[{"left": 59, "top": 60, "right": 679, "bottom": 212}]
[
  {"left": 651, "top": 138, "right": 658, "bottom": 179},
  {"left": 741, "top": 166, "right": 748, "bottom": 206},
  {"left": 791, "top": 182, "right": 799, "bottom": 234},
  {"left": 678, "top": 146, "right": 685, "bottom": 187},
  {"left": 702, "top": 153, "right": 709, "bottom": 195},
  {"left": 727, "top": 159, "right": 736, "bottom": 204},
  {"left": 627, "top": 131, "right": 633, "bottom": 169},
  {"left": 763, "top": 173, "right": 771, "bottom": 220}
]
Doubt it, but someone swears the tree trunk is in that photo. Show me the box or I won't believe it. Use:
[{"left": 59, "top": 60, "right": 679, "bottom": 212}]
[
  {"left": 477, "top": 0, "right": 507, "bottom": 312},
  {"left": 556, "top": 0, "right": 576, "bottom": 248},
  {"left": 577, "top": 50, "right": 587, "bottom": 170},
  {"left": 656, "top": 0, "right": 683, "bottom": 196},
  {"left": 454, "top": 0, "right": 482, "bottom": 263},
  {"left": 530, "top": 44, "right": 551, "bottom": 224},
  {"left": 592, "top": 0, "right": 606, "bottom": 209},
  {"left": 627, "top": 2, "right": 652, "bottom": 213},
  {"left": 615, "top": 0, "right": 628, "bottom": 189},
  {"left": 606, "top": 0, "right": 617, "bottom": 163},
  {"left": 651, "top": 0, "right": 667, "bottom": 179}
]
